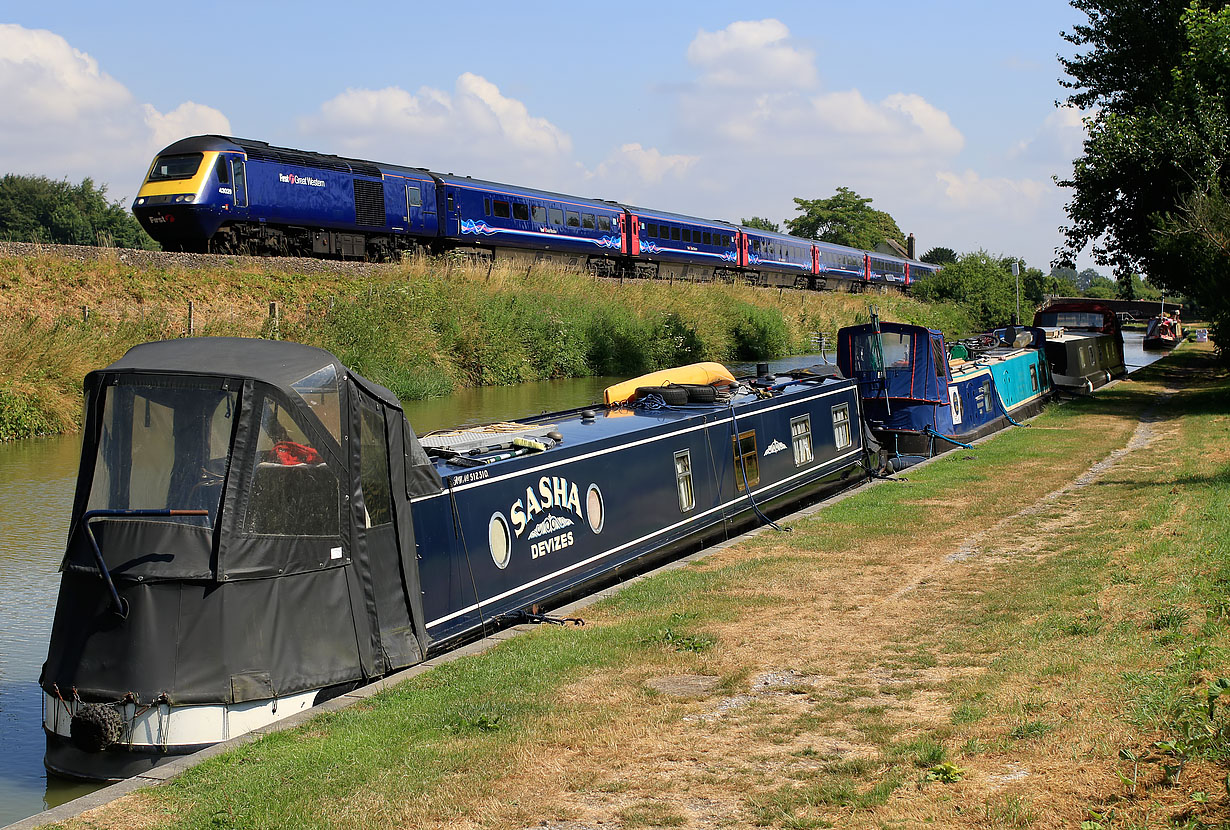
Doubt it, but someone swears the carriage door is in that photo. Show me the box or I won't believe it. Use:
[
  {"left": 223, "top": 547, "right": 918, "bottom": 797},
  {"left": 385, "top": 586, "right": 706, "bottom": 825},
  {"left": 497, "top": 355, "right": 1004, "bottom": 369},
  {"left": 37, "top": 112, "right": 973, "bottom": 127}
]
[
  {"left": 355, "top": 393, "right": 418, "bottom": 669},
  {"left": 405, "top": 182, "right": 425, "bottom": 234}
]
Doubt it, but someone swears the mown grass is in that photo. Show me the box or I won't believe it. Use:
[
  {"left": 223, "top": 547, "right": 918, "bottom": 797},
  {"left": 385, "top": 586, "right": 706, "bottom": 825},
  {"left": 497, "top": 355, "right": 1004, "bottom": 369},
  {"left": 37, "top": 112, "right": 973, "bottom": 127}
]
[{"left": 0, "top": 251, "right": 972, "bottom": 440}]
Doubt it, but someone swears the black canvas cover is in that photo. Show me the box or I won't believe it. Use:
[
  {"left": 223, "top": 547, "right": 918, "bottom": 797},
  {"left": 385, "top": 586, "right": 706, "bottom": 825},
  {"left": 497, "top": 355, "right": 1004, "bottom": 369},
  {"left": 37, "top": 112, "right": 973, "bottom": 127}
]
[{"left": 43, "top": 338, "right": 441, "bottom": 705}]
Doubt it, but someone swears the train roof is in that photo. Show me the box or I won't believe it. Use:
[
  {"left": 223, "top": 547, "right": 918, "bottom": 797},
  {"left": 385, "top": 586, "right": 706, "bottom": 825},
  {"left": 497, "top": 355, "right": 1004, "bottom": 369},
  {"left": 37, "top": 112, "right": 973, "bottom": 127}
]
[
  {"left": 154, "top": 135, "right": 430, "bottom": 181},
  {"left": 616, "top": 204, "right": 739, "bottom": 229},
  {"left": 434, "top": 173, "right": 620, "bottom": 211}
]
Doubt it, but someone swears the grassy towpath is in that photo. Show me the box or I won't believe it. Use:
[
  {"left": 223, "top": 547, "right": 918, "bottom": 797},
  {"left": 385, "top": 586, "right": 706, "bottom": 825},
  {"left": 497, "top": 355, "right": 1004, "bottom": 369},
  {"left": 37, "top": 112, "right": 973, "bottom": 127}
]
[{"left": 52, "top": 344, "right": 1229, "bottom": 830}]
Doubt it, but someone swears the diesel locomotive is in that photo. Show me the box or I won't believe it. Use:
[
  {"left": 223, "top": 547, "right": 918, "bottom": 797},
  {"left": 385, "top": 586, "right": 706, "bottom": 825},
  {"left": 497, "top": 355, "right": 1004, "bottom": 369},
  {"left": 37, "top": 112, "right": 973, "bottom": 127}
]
[{"left": 132, "top": 135, "right": 938, "bottom": 291}]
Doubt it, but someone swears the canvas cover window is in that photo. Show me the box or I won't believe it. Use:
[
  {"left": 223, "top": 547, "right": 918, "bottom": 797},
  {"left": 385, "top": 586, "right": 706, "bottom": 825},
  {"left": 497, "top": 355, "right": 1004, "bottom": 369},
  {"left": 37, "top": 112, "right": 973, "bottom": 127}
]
[
  {"left": 244, "top": 397, "right": 339, "bottom": 537},
  {"left": 88, "top": 383, "right": 237, "bottom": 525}
]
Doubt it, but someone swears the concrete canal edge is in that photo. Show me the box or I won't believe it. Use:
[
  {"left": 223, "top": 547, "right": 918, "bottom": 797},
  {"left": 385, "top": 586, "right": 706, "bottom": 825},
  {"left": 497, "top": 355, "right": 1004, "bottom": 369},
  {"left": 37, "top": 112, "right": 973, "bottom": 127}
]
[{"left": 8, "top": 379, "right": 1129, "bottom": 830}]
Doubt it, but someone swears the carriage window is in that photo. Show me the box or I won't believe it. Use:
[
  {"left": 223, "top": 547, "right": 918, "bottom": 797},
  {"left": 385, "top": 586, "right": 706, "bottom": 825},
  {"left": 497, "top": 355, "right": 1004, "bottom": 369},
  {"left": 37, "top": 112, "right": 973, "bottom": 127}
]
[
  {"left": 647, "top": 223, "right": 658, "bottom": 238},
  {"left": 532, "top": 205, "right": 547, "bottom": 223},
  {"left": 703, "top": 231, "right": 712, "bottom": 245},
  {"left": 791, "top": 415, "right": 814, "bottom": 465},
  {"left": 550, "top": 207, "right": 564, "bottom": 225},
  {"left": 359, "top": 400, "right": 392, "bottom": 527},
  {"left": 831, "top": 404, "right": 851, "bottom": 450},
  {"left": 407, "top": 186, "right": 422, "bottom": 208},
  {"left": 671, "top": 227, "right": 681, "bottom": 241},
  {"left": 513, "top": 203, "right": 530, "bottom": 221},
  {"left": 245, "top": 397, "right": 339, "bottom": 537},
  {"left": 566, "top": 211, "right": 580, "bottom": 227},
  {"left": 493, "top": 200, "right": 511, "bottom": 218},
  {"left": 446, "top": 193, "right": 455, "bottom": 211},
  {"left": 674, "top": 450, "right": 695, "bottom": 512},
  {"left": 582, "top": 213, "right": 595, "bottom": 229},
  {"left": 483, "top": 197, "right": 491, "bottom": 216},
  {"left": 732, "top": 430, "right": 760, "bottom": 492},
  {"left": 598, "top": 215, "right": 612, "bottom": 231}
]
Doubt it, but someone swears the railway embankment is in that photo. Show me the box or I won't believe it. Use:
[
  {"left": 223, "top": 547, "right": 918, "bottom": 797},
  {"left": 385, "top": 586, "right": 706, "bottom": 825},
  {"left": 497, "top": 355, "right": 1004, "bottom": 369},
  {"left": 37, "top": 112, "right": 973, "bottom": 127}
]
[
  {"left": 0, "top": 243, "right": 971, "bottom": 441},
  {"left": 33, "top": 342, "right": 1230, "bottom": 830}
]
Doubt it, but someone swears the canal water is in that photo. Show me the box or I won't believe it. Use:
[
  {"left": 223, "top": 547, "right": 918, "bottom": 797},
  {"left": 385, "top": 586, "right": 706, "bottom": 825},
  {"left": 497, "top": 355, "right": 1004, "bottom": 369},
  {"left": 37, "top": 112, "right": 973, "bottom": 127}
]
[{"left": 0, "top": 336, "right": 1163, "bottom": 826}]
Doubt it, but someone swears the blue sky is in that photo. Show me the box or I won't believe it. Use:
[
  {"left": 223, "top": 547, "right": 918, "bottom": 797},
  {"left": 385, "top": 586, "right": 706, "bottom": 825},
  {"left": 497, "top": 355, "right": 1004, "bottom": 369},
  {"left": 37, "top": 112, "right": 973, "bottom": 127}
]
[{"left": 1, "top": 2, "right": 1097, "bottom": 269}]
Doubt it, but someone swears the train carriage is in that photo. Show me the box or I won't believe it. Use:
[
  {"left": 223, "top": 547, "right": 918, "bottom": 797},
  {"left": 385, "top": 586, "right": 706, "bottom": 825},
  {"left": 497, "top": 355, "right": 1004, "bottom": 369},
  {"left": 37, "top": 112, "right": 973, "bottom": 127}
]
[
  {"left": 738, "top": 226, "right": 816, "bottom": 289},
  {"left": 627, "top": 207, "right": 741, "bottom": 282}
]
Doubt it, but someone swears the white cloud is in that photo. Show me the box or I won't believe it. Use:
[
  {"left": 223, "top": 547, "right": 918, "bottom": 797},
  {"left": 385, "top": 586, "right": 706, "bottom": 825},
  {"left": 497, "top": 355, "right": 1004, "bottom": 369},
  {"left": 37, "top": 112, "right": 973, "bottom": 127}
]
[
  {"left": 936, "top": 169, "right": 1050, "bottom": 211},
  {"left": 0, "top": 24, "right": 229, "bottom": 197},
  {"left": 687, "top": 19, "right": 817, "bottom": 90},
  {"left": 301, "top": 73, "right": 574, "bottom": 186},
  {"left": 589, "top": 143, "right": 698, "bottom": 185},
  {"left": 1009, "top": 104, "right": 1088, "bottom": 168}
]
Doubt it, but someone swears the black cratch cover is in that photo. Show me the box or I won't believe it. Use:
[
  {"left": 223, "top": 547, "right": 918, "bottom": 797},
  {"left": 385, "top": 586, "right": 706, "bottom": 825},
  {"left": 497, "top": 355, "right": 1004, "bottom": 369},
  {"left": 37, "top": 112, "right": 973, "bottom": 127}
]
[{"left": 42, "top": 338, "right": 442, "bottom": 705}]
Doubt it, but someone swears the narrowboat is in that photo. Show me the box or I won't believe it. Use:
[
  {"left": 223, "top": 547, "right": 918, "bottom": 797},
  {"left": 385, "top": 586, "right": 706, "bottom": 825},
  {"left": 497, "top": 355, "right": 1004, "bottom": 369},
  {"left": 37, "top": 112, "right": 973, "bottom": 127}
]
[
  {"left": 1143, "top": 314, "right": 1182, "bottom": 350},
  {"left": 1032, "top": 301, "right": 1127, "bottom": 392},
  {"left": 41, "top": 338, "right": 870, "bottom": 781},
  {"left": 836, "top": 321, "right": 1052, "bottom": 465}
]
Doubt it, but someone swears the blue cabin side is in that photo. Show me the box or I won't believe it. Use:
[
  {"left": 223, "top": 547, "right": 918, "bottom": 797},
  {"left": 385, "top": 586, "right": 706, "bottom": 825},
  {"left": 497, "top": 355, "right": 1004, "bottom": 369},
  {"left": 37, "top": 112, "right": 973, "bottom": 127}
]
[{"left": 836, "top": 322, "right": 1052, "bottom": 457}]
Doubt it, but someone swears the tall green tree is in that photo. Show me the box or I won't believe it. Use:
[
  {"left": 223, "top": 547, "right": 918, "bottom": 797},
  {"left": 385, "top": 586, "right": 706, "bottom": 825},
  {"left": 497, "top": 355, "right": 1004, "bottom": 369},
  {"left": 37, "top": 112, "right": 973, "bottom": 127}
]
[
  {"left": 785, "top": 187, "right": 905, "bottom": 250},
  {"left": 740, "top": 216, "right": 781, "bottom": 233},
  {"left": 908, "top": 250, "right": 1017, "bottom": 329},
  {"left": 1058, "top": 0, "right": 1230, "bottom": 345},
  {"left": 920, "top": 246, "right": 957, "bottom": 265},
  {"left": 0, "top": 174, "right": 157, "bottom": 249}
]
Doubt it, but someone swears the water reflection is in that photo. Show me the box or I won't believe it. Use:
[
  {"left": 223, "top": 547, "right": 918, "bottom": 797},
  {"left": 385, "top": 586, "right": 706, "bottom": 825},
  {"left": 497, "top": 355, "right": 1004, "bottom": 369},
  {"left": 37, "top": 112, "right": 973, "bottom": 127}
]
[{"left": 0, "top": 435, "right": 97, "bottom": 825}]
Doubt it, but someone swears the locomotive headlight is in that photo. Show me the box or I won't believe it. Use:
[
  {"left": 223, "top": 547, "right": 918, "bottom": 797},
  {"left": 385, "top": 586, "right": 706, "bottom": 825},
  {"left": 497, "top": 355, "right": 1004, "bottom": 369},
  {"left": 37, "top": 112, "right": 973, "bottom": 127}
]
[
  {"left": 183, "top": 194, "right": 195, "bottom": 203},
  {"left": 136, "top": 198, "right": 145, "bottom": 205}
]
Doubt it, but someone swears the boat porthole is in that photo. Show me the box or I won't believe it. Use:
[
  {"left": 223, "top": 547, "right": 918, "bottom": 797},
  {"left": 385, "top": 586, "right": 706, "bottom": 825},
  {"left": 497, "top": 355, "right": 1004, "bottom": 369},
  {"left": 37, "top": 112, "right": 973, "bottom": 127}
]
[
  {"left": 488, "top": 512, "right": 511, "bottom": 569},
  {"left": 586, "top": 484, "right": 604, "bottom": 534}
]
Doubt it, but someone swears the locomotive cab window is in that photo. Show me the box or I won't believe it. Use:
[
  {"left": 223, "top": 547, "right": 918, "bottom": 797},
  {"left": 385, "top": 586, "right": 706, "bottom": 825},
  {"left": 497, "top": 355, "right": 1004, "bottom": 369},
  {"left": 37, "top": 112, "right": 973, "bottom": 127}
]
[
  {"left": 493, "top": 200, "right": 511, "bottom": 219},
  {"left": 732, "top": 430, "right": 760, "bottom": 492},
  {"left": 148, "top": 153, "right": 203, "bottom": 182},
  {"left": 513, "top": 203, "right": 530, "bottom": 221},
  {"left": 215, "top": 157, "right": 230, "bottom": 184}
]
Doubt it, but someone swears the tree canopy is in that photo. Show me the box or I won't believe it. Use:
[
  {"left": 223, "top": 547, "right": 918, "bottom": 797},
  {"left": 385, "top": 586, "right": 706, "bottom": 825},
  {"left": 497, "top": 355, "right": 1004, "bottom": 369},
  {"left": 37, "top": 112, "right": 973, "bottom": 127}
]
[
  {"left": 785, "top": 187, "right": 905, "bottom": 251},
  {"left": 0, "top": 174, "right": 156, "bottom": 249},
  {"left": 920, "top": 246, "right": 957, "bottom": 265},
  {"left": 741, "top": 216, "right": 781, "bottom": 233},
  {"left": 1058, "top": 0, "right": 1230, "bottom": 345}
]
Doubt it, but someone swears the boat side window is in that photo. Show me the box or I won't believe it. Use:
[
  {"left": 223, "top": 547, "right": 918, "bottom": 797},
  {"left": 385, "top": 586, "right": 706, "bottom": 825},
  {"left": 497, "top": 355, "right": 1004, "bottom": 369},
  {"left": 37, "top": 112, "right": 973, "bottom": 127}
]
[
  {"left": 1029, "top": 364, "right": 1039, "bottom": 392},
  {"left": 791, "top": 415, "right": 815, "bottom": 465},
  {"left": 831, "top": 405, "right": 852, "bottom": 451},
  {"left": 732, "top": 429, "right": 760, "bottom": 492},
  {"left": 359, "top": 400, "right": 392, "bottom": 527},
  {"left": 88, "top": 383, "right": 237, "bottom": 525},
  {"left": 933, "top": 337, "right": 948, "bottom": 377},
  {"left": 674, "top": 450, "right": 695, "bottom": 512},
  {"left": 245, "top": 398, "right": 339, "bottom": 537}
]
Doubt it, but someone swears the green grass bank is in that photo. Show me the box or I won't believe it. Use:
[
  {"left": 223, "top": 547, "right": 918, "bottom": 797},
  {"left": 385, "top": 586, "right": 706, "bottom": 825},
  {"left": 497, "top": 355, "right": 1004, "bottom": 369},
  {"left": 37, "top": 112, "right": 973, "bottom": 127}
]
[
  {"left": 47, "top": 344, "right": 1230, "bottom": 829},
  {"left": 0, "top": 250, "right": 972, "bottom": 441}
]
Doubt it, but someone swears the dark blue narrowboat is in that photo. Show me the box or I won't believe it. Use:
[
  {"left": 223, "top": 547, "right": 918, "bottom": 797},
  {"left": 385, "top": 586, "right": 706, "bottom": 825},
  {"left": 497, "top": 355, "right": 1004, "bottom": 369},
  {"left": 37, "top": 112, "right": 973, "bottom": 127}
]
[
  {"left": 41, "top": 339, "right": 870, "bottom": 781},
  {"left": 837, "top": 321, "right": 1052, "bottom": 463}
]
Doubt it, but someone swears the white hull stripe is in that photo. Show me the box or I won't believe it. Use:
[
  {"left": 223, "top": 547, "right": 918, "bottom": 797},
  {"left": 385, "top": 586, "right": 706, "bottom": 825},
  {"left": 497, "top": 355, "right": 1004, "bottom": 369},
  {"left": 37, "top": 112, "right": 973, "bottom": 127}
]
[
  {"left": 425, "top": 443, "right": 863, "bottom": 629},
  {"left": 413, "top": 386, "right": 854, "bottom": 502}
]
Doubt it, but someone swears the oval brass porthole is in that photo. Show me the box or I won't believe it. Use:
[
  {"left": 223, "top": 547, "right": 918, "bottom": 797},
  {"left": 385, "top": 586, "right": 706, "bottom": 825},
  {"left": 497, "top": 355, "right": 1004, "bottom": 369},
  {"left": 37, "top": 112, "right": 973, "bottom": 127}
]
[
  {"left": 586, "top": 484, "right": 604, "bottom": 534},
  {"left": 488, "top": 512, "right": 511, "bottom": 569}
]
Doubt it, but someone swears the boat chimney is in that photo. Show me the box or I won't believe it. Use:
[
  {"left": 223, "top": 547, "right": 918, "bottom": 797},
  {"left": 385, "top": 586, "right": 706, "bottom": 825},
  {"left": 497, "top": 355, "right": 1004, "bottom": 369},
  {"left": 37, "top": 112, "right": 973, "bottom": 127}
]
[
  {"left": 907, "top": 233, "right": 916, "bottom": 260},
  {"left": 756, "top": 363, "right": 770, "bottom": 378}
]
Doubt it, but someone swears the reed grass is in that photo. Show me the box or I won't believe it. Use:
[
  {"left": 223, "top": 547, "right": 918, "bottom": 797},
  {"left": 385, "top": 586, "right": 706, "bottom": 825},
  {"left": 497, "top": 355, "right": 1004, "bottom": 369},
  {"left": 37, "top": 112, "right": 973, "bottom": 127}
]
[{"left": 0, "top": 252, "right": 973, "bottom": 440}]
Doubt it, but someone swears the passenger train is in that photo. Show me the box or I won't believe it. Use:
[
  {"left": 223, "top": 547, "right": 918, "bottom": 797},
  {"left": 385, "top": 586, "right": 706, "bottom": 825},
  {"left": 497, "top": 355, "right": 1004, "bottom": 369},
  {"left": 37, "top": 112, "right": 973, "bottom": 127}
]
[{"left": 132, "top": 136, "right": 939, "bottom": 292}]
